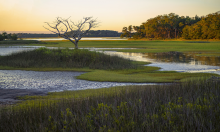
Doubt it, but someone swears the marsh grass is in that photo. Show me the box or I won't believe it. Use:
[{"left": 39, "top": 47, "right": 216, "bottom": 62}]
[
  {"left": 76, "top": 69, "right": 216, "bottom": 83},
  {"left": 0, "top": 78, "right": 220, "bottom": 131},
  {"left": 0, "top": 47, "right": 137, "bottom": 70}
]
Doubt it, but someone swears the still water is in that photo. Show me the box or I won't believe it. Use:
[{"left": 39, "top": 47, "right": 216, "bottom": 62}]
[{"left": 0, "top": 70, "right": 156, "bottom": 92}]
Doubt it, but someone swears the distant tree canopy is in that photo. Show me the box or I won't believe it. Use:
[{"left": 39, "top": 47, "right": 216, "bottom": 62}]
[
  {"left": 182, "top": 13, "right": 220, "bottom": 39},
  {"left": 18, "top": 33, "right": 59, "bottom": 38},
  {"left": 0, "top": 32, "right": 18, "bottom": 41},
  {"left": 17, "top": 30, "right": 121, "bottom": 38},
  {"left": 83, "top": 30, "right": 122, "bottom": 37},
  {"left": 121, "top": 12, "right": 220, "bottom": 39}
]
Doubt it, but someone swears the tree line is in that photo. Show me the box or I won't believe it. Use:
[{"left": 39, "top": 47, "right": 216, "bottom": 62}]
[
  {"left": 83, "top": 30, "right": 122, "bottom": 37},
  {"left": 121, "top": 12, "right": 220, "bottom": 39},
  {"left": 0, "top": 32, "right": 18, "bottom": 41},
  {"left": 0, "top": 30, "right": 122, "bottom": 39}
]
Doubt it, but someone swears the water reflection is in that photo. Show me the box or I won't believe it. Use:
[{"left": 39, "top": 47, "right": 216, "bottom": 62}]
[
  {"left": 0, "top": 46, "right": 44, "bottom": 56},
  {"left": 0, "top": 70, "right": 157, "bottom": 92},
  {"left": 103, "top": 51, "right": 220, "bottom": 75},
  {"left": 143, "top": 52, "right": 220, "bottom": 66},
  {"left": 103, "top": 51, "right": 220, "bottom": 67}
]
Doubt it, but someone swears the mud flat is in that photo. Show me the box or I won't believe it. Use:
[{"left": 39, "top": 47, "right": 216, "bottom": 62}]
[{"left": 0, "top": 88, "right": 47, "bottom": 105}]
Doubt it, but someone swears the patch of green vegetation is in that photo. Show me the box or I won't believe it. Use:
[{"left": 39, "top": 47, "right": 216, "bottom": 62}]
[
  {"left": 1, "top": 78, "right": 220, "bottom": 131},
  {"left": 77, "top": 69, "right": 217, "bottom": 83},
  {"left": 109, "top": 41, "right": 220, "bottom": 53},
  {"left": 1, "top": 40, "right": 220, "bottom": 55},
  {"left": 0, "top": 47, "right": 137, "bottom": 70},
  {"left": 185, "top": 41, "right": 210, "bottom": 43},
  {"left": 15, "top": 40, "right": 220, "bottom": 54}
]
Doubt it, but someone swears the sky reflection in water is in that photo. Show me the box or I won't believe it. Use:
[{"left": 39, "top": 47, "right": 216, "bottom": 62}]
[{"left": 103, "top": 51, "right": 220, "bottom": 75}]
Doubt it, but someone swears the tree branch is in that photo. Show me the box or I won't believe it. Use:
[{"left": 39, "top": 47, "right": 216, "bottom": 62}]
[{"left": 44, "top": 16, "right": 99, "bottom": 49}]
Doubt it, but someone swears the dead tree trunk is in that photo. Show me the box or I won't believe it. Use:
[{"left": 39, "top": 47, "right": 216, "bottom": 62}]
[{"left": 44, "top": 17, "right": 99, "bottom": 49}]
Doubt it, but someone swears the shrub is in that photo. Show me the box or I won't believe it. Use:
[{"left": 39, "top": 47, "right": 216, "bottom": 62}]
[
  {"left": 11, "top": 33, "right": 18, "bottom": 40},
  {"left": 0, "top": 34, "right": 3, "bottom": 41}
]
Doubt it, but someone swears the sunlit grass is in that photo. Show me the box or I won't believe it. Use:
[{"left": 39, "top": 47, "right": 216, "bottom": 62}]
[
  {"left": 16, "top": 40, "right": 220, "bottom": 54},
  {"left": 76, "top": 69, "right": 217, "bottom": 83},
  {"left": 1, "top": 40, "right": 220, "bottom": 55}
]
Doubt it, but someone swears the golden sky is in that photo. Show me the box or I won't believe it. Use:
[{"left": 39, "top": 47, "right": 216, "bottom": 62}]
[{"left": 0, "top": 0, "right": 219, "bottom": 33}]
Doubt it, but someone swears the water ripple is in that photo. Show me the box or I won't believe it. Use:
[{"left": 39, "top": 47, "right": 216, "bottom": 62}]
[{"left": 0, "top": 70, "right": 156, "bottom": 92}]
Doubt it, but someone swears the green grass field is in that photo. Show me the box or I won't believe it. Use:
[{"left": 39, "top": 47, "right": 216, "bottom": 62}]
[{"left": 4, "top": 40, "right": 219, "bottom": 56}]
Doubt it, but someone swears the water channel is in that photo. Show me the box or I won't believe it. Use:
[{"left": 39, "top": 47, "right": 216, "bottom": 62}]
[{"left": 0, "top": 46, "right": 220, "bottom": 93}]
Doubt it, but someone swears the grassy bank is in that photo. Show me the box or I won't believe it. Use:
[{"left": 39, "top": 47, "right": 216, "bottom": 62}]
[
  {"left": 76, "top": 69, "right": 215, "bottom": 83},
  {"left": 0, "top": 78, "right": 220, "bottom": 131}
]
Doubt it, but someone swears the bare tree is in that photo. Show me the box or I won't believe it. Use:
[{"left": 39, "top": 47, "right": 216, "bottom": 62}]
[{"left": 44, "top": 17, "right": 99, "bottom": 49}]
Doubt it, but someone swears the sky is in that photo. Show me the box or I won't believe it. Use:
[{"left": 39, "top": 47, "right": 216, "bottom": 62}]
[{"left": 0, "top": 0, "right": 219, "bottom": 33}]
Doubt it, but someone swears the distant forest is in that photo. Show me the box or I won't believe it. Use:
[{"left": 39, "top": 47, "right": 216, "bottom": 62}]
[
  {"left": 18, "top": 30, "right": 122, "bottom": 38},
  {"left": 121, "top": 11, "right": 220, "bottom": 39}
]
